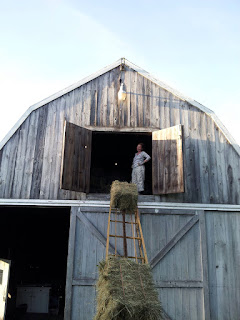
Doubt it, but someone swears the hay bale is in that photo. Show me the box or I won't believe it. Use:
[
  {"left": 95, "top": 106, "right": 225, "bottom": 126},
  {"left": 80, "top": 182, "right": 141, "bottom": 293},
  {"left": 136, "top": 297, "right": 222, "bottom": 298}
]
[
  {"left": 110, "top": 181, "right": 138, "bottom": 213},
  {"left": 94, "top": 257, "right": 163, "bottom": 320}
]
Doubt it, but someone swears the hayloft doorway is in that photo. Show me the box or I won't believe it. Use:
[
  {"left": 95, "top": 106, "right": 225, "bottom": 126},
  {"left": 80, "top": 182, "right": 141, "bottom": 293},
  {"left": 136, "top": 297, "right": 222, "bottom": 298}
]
[
  {"left": 0, "top": 206, "right": 70, "bottom": 319},
  {"left": 61, "top": 122, "right": 184, "bottom": 196},
  {"left": 90, "top": 132, "right": 152, "bottom": 194}
]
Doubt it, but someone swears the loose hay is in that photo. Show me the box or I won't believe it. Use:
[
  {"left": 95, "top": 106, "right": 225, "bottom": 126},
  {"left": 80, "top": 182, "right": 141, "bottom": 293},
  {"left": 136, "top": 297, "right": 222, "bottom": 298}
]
[
  {"left": 110, "top": 181, "right": 138, "bottom": 213},
  {"left": 94, "top": 257, "right": 163, "bottom": 320}
]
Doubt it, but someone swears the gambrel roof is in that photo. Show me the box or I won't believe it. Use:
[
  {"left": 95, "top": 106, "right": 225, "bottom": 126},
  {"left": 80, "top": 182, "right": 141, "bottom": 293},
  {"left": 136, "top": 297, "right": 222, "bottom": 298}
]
[{"left": 1, "top": 58, "right": 239, "bottom": 155}]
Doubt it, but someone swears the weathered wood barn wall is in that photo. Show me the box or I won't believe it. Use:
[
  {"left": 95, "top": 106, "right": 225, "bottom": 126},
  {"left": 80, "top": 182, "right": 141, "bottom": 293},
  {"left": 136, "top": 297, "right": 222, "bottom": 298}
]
[
  {"left": 0, "top": 59, "right": 240, "bottom": 320},
  {"left": 64, "top": 203, "right": 240, "bottom": 320},
  {"left": 0, "top": 59, "right": 239, "bottom": 204}
]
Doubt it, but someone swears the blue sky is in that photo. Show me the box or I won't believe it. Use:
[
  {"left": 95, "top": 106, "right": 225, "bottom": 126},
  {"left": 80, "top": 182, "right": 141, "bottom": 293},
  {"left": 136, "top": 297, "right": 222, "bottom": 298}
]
[{"left": 0, "top": 0, "right": 240, "bottom": 145}]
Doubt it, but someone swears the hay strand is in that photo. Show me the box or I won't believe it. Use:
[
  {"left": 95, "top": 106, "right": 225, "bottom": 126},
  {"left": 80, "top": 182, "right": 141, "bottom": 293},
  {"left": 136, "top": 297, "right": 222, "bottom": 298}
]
[
  {"left": 110, "top": 181, "right": 138, "bottom": 213},
  {"left": 94, "top": 257, "right": 163, "bottom": 320}
]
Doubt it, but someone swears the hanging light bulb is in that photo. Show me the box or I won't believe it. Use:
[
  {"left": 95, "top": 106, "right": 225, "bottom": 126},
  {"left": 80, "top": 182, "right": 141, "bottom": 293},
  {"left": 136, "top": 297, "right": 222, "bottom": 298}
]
[{"left": 118, "top": 82, "right": 127, "bottom": 101}]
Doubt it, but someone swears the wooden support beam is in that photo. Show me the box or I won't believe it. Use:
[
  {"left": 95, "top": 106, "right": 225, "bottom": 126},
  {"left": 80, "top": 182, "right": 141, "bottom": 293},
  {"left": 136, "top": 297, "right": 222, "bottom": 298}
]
[
  {"left": 111, "top": 254, "right": 145, "bottom": 260},
  {"left": 155, "top": 280, "right": 203, "bottom": 288},
  {"left": 150, "top": 214, "right": 199, "bottom": 268},
  {"left": 162, "top": 309, "right": 172, "bottom": 320},
  {"left": 72, "top": 278, "right": 96, "bottom": 286},
  {"left": 122, "top": 210, "right": 128, "bottom": 258},
  {"left": 109, "top": 235, "right": 142, "bottom": 240},
  {"left": 110, "top": 219, "right": 137, "bottom": 224},
  {"left": 76, "top": 208, "right": 119, "bottom": 256}
]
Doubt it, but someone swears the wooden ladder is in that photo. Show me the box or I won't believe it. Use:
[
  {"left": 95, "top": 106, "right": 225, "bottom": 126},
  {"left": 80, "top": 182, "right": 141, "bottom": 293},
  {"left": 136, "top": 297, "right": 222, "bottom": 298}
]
[{"left": 106, "top": 206, "right": 148, "bottom": 264}]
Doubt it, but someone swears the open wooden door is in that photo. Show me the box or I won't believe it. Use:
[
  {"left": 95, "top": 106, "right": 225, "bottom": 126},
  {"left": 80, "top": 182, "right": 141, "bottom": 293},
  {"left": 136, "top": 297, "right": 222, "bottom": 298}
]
[
  {"left": 0, "top": 259, "right": 11, "bottom": 320},
  {"left": 152, "top": 124, "right": 184, "bottom": 195},
  {"left": 60, "top": 121, "right": 92, "bottom": 193}
]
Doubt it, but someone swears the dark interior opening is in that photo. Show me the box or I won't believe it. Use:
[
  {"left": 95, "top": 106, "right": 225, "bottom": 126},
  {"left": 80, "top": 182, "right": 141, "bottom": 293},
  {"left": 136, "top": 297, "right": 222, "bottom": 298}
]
[
  {"left": 90, "top": 132, "right": 152, "bottom": 194},
  {"left": 0, "top": 206, "right": 70, "bottom": 319}
]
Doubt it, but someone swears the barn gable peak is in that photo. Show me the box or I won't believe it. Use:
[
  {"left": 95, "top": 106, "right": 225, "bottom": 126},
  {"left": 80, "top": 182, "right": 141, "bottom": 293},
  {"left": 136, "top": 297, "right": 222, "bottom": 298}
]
[{"left": 0, "top": 58, "right": 239, "bottom": 155}]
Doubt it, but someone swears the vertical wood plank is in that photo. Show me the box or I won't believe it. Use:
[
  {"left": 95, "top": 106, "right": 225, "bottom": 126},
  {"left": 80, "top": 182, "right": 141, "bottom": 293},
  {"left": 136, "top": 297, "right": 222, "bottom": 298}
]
[
  {"left": 216, "top": 129, "right": 228, "bottom": 203},
  {"left": 187, "top": 107, "right": 200, "bottom": 202},
  {"left": 44, "top": 100, "right": 58, "bottom": 199},
  {"left": 64, "top": 207, "right": 77, "bottom": 320},
  {"left": 39, "top": 101, "right": 57, "bottom": 199},
  {"left": 145, "top": 78, "right": 151, "bottom": 128},
  {"left": 152, "top": 125, "right": 184, "bottom": 194},
  {"left": 123, "top": 67, "right": 131, "bottom": 127},
  {"left": 130, "top": 70, "right": 137, "bottom": 128},
  {"left": 108, "top": 67, "right": 116, "bottom": 126},
  {"left": 151, "top": 83, "right": 159, "bottom": 129},
  {"left": 198, "top": 113, "right": 210, "bottom": 203},
  {"left": 225, "top": 143, "right": 240, "bottom": 204},
  {"left": 61, "top": 122, "right": 92, "bottom": 193},
  {"left": 90, "top": 82, "right": 97, "bottom": 127},
  {"left": 137, "top": 73, "right": 143, "bottom": 127},
  {"left": 113, "top": 68, "right": 120, "bottom": 128},
  {"left": 30, "top": 106, "right": 49, "bottom": 198},
  {"left": 83, "top": 81, "right": 91, "bottom": 127},
  {"left": 20, "top": 110, "right": 39, "bottom": 198},
  {"left": 206, "top": 116, "right": 219, "bottom": 203},
  {"left": 170, "top": 95, "right": 181, "bottom": 127},
  {"left": 1, "top": 131, "right": 20, "bottom": 198},
  {"left": 51, "top": 99, "right": 65, "bottom": 199},
  {"left": 77, "top": 86, "right": 84, "bottom": 127},
  {"left": 119, "top": 69, "right": 128, "bottom": 127},
  {"left": 101, "top": 73, "right": 108, "bottom": 127},
  {"left": 11, "top": 117, "right": 30, "bottom": 198},
  {"left": 198, "top": 210, "right": 211, "bottom": 320},
  {"left": 213, "top": 212, "right": 228, "bottom": 319},
  {"left": 163, "top": 90, "right": 171, "bottom": 129}
]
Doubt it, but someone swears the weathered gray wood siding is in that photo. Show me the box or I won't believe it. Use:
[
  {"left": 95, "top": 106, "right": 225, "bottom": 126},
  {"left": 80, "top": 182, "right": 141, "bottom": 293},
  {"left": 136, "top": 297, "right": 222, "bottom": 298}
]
[
  {"left": 0, "top": 66, "right": 239, "bottom": 203},
  {"left": 65, "top": 205, "right": 240, "bottom": 320},
  {"left": 66, "top": 206, "right": 207, "bottom": 320},
  {"left": 205, "top": 210, "right": 240, "bottom": 320}
]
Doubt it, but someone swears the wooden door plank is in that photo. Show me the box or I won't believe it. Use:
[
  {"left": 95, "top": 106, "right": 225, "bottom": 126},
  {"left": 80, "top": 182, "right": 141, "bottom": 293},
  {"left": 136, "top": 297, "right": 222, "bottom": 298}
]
[
  {"left": 150, "top": 214, "right": 199, "bottom": 268},
  {"left": 198, "top": 210, "right": 211, "bottom": 320},
  {"left": 76, "top": 208, "right": 120, "bottom": 255},
  {"left": 61, "top": 121, "right": 74, "bottom": 190},
  {"left": 61, "top": 121, "right": 92, "bottom": 193},
  {"left": 152, "top": 124, "right": 184, "bottom": 195},
  {"left": 64, "top": 208, "right": 77, "bottom": 320}
]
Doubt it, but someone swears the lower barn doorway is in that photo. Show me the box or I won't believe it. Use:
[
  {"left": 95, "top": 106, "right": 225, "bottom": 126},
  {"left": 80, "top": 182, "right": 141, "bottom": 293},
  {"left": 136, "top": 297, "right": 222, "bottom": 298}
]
[
  {"left": 90, "top": 131, "right": 152, "bottom": 194},
  {"left": 0, "top": 206, "right": 70, "bottom": 320}
]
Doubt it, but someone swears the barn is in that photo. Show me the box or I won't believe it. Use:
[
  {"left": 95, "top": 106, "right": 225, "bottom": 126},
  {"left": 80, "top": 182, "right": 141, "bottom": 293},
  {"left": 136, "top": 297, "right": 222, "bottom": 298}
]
[{"left": 0, "top": 58, "right": 240, "bottom": 320}]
